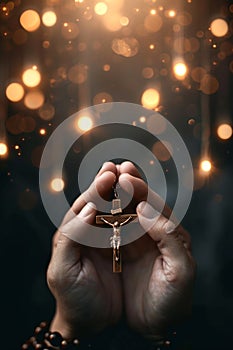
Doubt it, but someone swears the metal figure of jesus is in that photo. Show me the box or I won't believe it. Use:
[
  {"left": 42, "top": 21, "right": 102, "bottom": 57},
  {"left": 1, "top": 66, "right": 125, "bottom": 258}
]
[{"left": 96, "top": 186, "right": 137, "bottom": 273}]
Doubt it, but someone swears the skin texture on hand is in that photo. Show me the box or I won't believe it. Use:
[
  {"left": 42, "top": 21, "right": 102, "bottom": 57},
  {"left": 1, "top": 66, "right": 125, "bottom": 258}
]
[
  {"left": 47, "top": 163, "right": 122, "bottom": 339},
  {"left": 47, "top": 161, "right": 196, "bottom": 340},
  {"left": 119, "top": 162, "right": 196, "bottom": 339}
]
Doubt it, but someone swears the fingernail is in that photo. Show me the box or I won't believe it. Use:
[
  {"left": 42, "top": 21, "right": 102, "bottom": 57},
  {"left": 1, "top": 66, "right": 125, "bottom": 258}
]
[
  {"left": 165, "top": 220, "right": 176, "bottom": 234},
  {"left": 137, "top": 201, "right": 160, "bottom": 219},
  {"left": 78, "top": 202, "right": 96, "bottom": 218}
]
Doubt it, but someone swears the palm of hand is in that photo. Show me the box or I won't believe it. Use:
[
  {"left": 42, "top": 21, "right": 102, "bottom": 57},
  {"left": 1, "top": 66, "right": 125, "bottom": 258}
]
[{"left": 53, "top": 246, "right": 122, "bottom": 336}]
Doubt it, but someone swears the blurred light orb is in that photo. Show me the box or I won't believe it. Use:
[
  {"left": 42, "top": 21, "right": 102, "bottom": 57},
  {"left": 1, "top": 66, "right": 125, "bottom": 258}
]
[
  {"left": 200, "top": 74, "right": 219, "bottom": 94},
  {"left": 24, "top": 91, "right": 45, "bottom": 109},
  {"left": 77, "top": 116, "right": 93, "bottom": 131},
  {"left": 141, "top": 88, "right": 160, "bottom": 109},
  {"left": 6, "top": 82, "right": 24, "bottom": 102},
  {"left": 20, "top": 10, "right": 41, "bottom": 32},
  {"left": 142, "top": 67, "right": 154, "bottom": 79},
  {"left": 112, "top": 37, "right": 139, "bottom": 57},
  {"left": 39, "top": 128, "right": 46, "bottom": 135},
  {"left": 103, "top": 13, "right": 121, "bottom": 31},
  {"left": 0, "top": 143, "right": 8, "bottom": 156},
  {"left": 120, "top": 16, "right": 129, "bottom": 26},
  {"left": 200, "top": 159, "right": 212, "bottom": 172},
  {"left": 22, "top": 67, "right": 41, "bottom": 87},
  {"left": 152, "top": 141, "right": 173, "bottom": 162},
  {"left": 51, "top": 178, "right": 64, "bottom": 192},
  {"left": 168, "top": 10, "right": 176, "bottom": 18},
  {"left": 173, "top": 62, "right": 188, "bottom": 79},
  {"left": 38, "top": 103, "right": 55, "bottom": 120},
  {"left": 217, "top": 123, "right": 232, "bottom": 140},
  {"left": 144, "top": 14, "right": 163, "bottom": 32},
  {"left": 94, "top": 2, "right": 108, "bottom": 16},
  {"left": 210, "top": 18, "right": 228, "bottom": 37},
  {"left": 42, "top": 10, "right": 57, "bottom": 27}
]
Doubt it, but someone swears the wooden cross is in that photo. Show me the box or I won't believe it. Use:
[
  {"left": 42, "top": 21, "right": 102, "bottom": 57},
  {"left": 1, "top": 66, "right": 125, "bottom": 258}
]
[{"left": 96, "top": 196, "right": 137, "bottom": 273}]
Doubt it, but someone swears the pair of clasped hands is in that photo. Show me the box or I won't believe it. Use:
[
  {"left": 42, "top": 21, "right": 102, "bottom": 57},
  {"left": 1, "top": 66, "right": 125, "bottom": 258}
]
[{"left": 47, "top": 162, "right": 196, "bottom": 341}]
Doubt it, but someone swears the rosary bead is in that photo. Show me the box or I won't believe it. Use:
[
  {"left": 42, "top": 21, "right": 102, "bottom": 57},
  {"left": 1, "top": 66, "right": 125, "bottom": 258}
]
[{"left": 49, "top": 331, "right": 63, "bottom": 346}]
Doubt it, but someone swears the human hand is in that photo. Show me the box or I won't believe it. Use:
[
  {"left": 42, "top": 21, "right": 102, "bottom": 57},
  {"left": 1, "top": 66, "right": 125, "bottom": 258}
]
[
  {"left": 47, "top": 162, "right": 122, "bottom": 339},
  {"left": 118, "top": 162, "right": 196, "bottom": 340}
]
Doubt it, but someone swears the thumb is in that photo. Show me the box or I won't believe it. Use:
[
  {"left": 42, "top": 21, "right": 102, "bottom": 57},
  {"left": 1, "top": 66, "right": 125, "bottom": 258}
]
[
  {"left": 137, "top": 201, "right": 192, "bottom": 274},
  {"left": 54, "top": 202, "right": 96, "bottom": 265}
]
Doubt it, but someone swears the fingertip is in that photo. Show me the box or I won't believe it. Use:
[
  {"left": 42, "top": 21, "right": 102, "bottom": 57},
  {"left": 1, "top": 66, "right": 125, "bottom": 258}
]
[
  {"left": 96, "top": 161, "right": 117, "bottom": 178},
  {"left": 120, "top": 161, "right": 141, "bottom": 178}
]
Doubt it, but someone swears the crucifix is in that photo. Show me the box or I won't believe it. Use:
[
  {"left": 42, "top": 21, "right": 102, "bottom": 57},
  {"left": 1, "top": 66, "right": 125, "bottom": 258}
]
[{"left": 96, "top": 185, "right": 137, "bottom": 273}]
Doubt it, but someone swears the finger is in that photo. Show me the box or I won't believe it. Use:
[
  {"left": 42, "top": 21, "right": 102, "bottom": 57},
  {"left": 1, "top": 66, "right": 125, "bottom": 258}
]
[
  {"left": 52, "top": 202, "right": 96, "bottom": 260},
  {"left": 119, "top": 161, "right": 142, "bottom": 178},
  {"left": 119, "top": 173, "right": 171, "bottom": 218},
  {"left": 137, "top": 202, "right": 195, "bottom": 282},
  {"left": 137, "top": 201, "right": 191, "bottom": 252},
  {"left": 95, "top": 161, "right": 117, "bottom": 178},
  {"left": 71, "top": 170, "right": 116, "bottom": 214}
]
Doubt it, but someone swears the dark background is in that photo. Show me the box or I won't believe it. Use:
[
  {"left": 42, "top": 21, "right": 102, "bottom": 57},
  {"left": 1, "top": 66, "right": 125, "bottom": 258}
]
[{"left": 0, "top": 0, "right": 233, "bottom": 349}]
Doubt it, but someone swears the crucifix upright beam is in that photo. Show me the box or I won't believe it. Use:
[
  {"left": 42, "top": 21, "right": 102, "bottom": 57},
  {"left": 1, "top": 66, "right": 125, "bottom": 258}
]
[{"left": 96, "top": 196, "right": 137, "bottom": 273}]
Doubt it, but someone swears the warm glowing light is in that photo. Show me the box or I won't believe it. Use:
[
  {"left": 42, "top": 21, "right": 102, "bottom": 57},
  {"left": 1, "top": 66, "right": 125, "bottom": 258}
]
[
  {"left": 51, "top": 178, "right": 65, "bottom": 192},
  {"left": 6, "top": 82, "right": 24, "bottom": 102},
  {"left": 0, "top": 143, "right": 8, "bottom": 156},
  {"left": 24, "top": 91, "right": 45, "bottom": 109},
  {"left": 94, "top": 2, "right": 108, "bottom": 16},
  {"left": 150, "top": 9, "right": 156, "bottom": 15},
  {"left": 210, "top": 18, "right": 228, "bottom": 37},
  {"left": 42, "top": 11, "right": 57, "bottom": 27},
  {"left": 168, "top": 10, "right": 176, "bottom": 17},
  {"left": 77, "top": 116, "right": 93, "bottom": 131},
  {"left": 139, "top": 116, "right": 146, "bottom": 123},
  {"left": 39, "top": 128, "right": 46, "bottom": 135},
  {"left": 149, "top": 44, "right": 155, "bottom": 50},
  {"left": 120, "top": 16, "right": 129, "bottom": 26},
  {"left": 141, "top": 88, "right": 160, "bottom": 109},
  {"left": 173, "top": 62, "right": 188, "bottom": 79},
  {"left": 20, "top": 10, "right": 41, "bottom": 32},
  {"left": 200, "top": 160, "right": 212, "bottom": 172},
  {"left": 22, "top": 67, "right": 41, "bottom": 87},
  {"left": 217, "top": 123, "right": 232, "bottom": 140}
]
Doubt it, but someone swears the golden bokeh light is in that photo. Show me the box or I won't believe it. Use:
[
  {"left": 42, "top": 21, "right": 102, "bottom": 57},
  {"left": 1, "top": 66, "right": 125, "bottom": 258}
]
[
  {"left": 22, "top": 67, "right": 41, "bottom": 87},
  {"left": 24, "top": 91, "right": 45, "bottom": 109},
  {"left": 39, "top": 128, "right": 46, "bottom": 135},
  {"left": 142, "top": 67, "right": 154, "bottom": 79},
  {"left": 200, "top": 74, "right": 219, "bottom": 94},
  {"left": 103, "top": 13, "right": 122, "bottom": 31},
  {"left": 20, "top": 10, "right": 41, "bottom": 32},
  {"left": 120, "top": 16, "right": 129, "bottom": 26},
  {"left": 94, "top": 2, "right": 108, "bottom": 16},
  {"left": 0, "top": 142, "right": 8, "bottom": 156},
  {"left": 42, "top": 10, "right": 57, "bottom": 27},
  {"left": 200, "top": 159, "right": 212, "bottom": 172},
  {"left": 93, "top": 92, "right": 113, "bottom": 104},
  {"left": 38, "top": 103, "right": 55, "bottom": 120},
  {"left": 141, "top": 88, "right": 160, "bottom": 109},
  {"left": 112, "top": 37, "right": 139, "bottom": 57},
  {"left": 210, "top": 18, "right": 228, "bottom": 37},
  {"left": 217, "top": 123, "right": 232, "bottom": 140},
  {"left": 152, "top": 141, "right": 173, "bottom": 162},
  {"left": 77, "top": 116, "right": 93, "bottom": 132},
  {"left": 144, "top": 14, "right": 163, "bottom": 33},
  {"left": 6, "top": 82, "right": 24, "bottom": 102},
  {"left": 173, "top": 62, "right": 188, "bottom": 79},
  {"left": 50, "top": 178, "right": 65, "bottom": 192}
]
